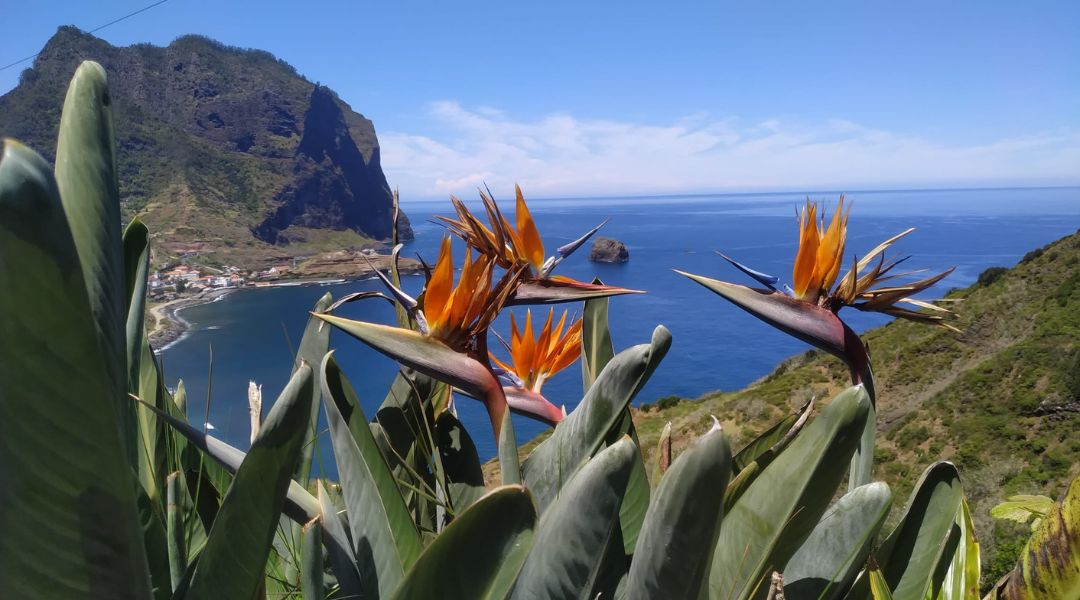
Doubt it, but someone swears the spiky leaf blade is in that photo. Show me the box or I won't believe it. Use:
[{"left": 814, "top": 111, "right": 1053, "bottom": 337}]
[
  {"left": 626, "top": 428, "right": 732, "bottom": 599},
  {"left": 184, "top": 365, "right": 315, "bottom": 599},
  {"left": 0, "top": 138, "right": 152, "bottom": 598}
]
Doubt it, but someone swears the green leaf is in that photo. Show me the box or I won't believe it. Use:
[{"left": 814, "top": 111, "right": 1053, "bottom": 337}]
[
  {"left": 783, "top": 482, "right": 893, "bottom": 600},
  {"left": 322, "top": 352, "right": 422, "bottom": 598},
  {"left": 935, "top": 497, "right": 980, "bottom": 600},
  {"left": 991, "top": 495, "right": 1055, "bottom": 530},
  {"left": 316, "top": 480, "right": 362, "bottom": 598},
  {"left": 294, "top": 292, "right": 333, "bottom": 487},
  {"left": 626, "top": 427, "right": 732, "bottom": 599},
  {"left": 165, "top": 472, "right": 187, "bottom": 592},
  {"left": 511, "top": 437, "right": 638, "bottom": 599},
  {"left": 390, "top": 486, "right": 537, "bottom": 600},
  {"left": 580, "top": 281, "right": 615, "bottom": 392},
  {"left": 123, "top": 218, "right": 150, "bottom": 392},
  {"left": 608, "top": 408, "right": 651, "bottom": 556},
  {"left": 874, "top": 462, "right": 964, "bottom": 600},
  {"left": 0, "top": 138, "right": 152, "bottom": 598},
  {"left": 732, "top": 413, "right": 798, "bottom": 472},
  {"left": 995, "top": 474, "right": 1080, "bottom": 600},
  {"left": 301, "top": 518, "right": 324, "bottom": 600},
  {"left": 137, "top": 328, "right": 169, "bottom": 503},
  {"left": 184, "top": 364, "right": 315, "bottom": 600},
  {"left": 522, "top": 325, "right": 671, "bottom": 512},
  {"left": 435, "top": 411, "right": 487, "bottom": 512},
  {"left": 870, "top": 562, "right": 897, "bottom": 600},
  {"left": 579, "top": 288, "right": 649, "bottom": 555},
  {"left": 708, "top": 385, "right": 871, "bottom": 600},
  {"left": 499, "top": 407, "right": 522, "bottom": 485},
  {"left": 143, "top": 402, "right": 323, "bottom": 526},
  {"left": 54, "top": 61, "right": 132, "bottom": 449}
]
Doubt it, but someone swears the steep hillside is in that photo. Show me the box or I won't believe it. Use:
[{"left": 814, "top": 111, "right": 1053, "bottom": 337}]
[
  {"left": 634, "top": 228, "right": 1080, "bottom": 584},
  {"left": 0, "top": 27, "right": 411, "bottom": 267}
]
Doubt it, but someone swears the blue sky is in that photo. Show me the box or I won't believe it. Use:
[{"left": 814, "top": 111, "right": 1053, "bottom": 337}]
[{"left": 3, "top": 1, "right": 1078, "bottom": 199}]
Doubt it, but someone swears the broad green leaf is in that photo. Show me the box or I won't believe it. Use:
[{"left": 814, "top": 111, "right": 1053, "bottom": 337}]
[
  {"left": 709, "top": 385, "right": 872, "bottom": 600},
  {"left": 294, "top": 291, "right": 333, "bottom": 487},
  {"left": 301, "top": 518, "right": 324, "bottom": 600},
  {"left": 145, "top": 402, "right": 327, "bottom": 530},
  {"left": 874, "top": 462, "right": 964, "bottom": 600},
  {"left": 851, "top": 398, "right": 877, "bottom": 490},
  {"left": 375, "top": 368, "right": 442, "bottom": 483},
  {"left": 626, "top": 428, "right": 732, "bottom": 599},
  {"left": 581, "top": 281, "right": 615, "bottom": 392},
  {"left": 0, "top": 138, "right": 152, "bottom": 598},
  {"left": 522, "top": 325, "right": 671, "bottom": 512},
  {"left": 995, "top": 474, "right": 1080, "bottom": 600},
  {"left": 934, "top": 497, "right": 980, "bottom": 600},
  {"left": 511, "top": 437, "right": 637, "bottom": 600},
  {"left": 871, "top": 563, "right": 897, "bottom": 600},
  {"left": 277, "top": 293, "right": 333, "bottom": 591},
  {"left": 322, "top": 352, "right": 422, "bottom": 597},
  {"left": 499, "top": 407, "right": 522, "bottom": 485},
  {"left": 726, "top": 398, "right": 815, "bottom": 511},
  {"left": 165, "top": 472, "right": 186, "bottom": 592},
  {"left": 390, "top": 486, "right": 537, "bottom": 600},
  {"left": 582, "top": 286, "right": 650, "bottom": 554},
  {"left": 607, "top": 407, "right": 651, "bottom": 555},
  {"left": 123, "top": 218, "right": 149, "bottom": 391},
  {"left": 784, "top": 482, "right": 893, "bottom": 600},
  {"left": 316, "top": 480, "right": 363, "bottom": 598},
  {"left": 435, "top": 411, "right": 487, "bottom": 512},
  {"left": 185, "top": 364, "right": 314, "bottom": 599},
  {"left": 54, "top": 61, "right": 133, "bottom": 449},
  {"left": 137, "top": 329, "right": 169, "bottom": 503},
  {"left": 732, "top": 413, "right": 797, "bottom": 472},
  {"left": 991, "top": 495, "right": 1055, "bottom": 531}
]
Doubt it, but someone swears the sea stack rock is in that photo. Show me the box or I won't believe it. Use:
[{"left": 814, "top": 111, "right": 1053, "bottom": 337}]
[{"left": 589, "top": 237, "right": 629, "bottom": 263}]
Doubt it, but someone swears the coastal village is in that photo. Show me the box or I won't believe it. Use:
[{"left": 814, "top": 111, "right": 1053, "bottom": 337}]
[
  {"left": 145, "top": 247, "right": 419, "bottom": 347},
  {"left": 147, "top": 248, "right": 390, "bottom": 302}
]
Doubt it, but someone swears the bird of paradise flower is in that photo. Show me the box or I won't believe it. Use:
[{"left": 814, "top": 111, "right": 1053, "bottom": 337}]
[
  {"left": 316, "top": 187, "right": 637, "bottom": 439},
  {"left": 676, "top": 196, "right": 957, "bottom": 486}
]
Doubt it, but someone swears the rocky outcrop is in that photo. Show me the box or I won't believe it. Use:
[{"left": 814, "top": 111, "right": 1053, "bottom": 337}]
[
  {"left": 0, "top": 26, "right": 411, "bottom": 263},
  {"left": 254, "top": 86, "right": 412, "bottom": 244},
  {"left": 589, "top": 237, "right": 630, "bottom": 263}
]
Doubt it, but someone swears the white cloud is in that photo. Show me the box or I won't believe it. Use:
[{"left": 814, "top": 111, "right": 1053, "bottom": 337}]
[{"left": 380, "top": 101, "right": 1080, "bottom": 199}]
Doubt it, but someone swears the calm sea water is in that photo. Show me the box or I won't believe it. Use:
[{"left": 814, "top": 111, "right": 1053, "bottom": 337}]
[{"left": 161, "top": 188, "right": 1080, "bottom": 467}]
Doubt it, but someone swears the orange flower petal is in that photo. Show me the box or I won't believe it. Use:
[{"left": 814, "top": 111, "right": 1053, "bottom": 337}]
[
  {"left": 425, "top": 236, "right": 454, "bottom": 328},
  {"left": 520, "top": 309, "right": 537, "bottom": 385},
  {"left": 515, "top": 185, "right": 546, "bottom": 273},
  {"left": 792, "top": 201, "right": 820, "bottom": 300},
  {"left": 816, "top": 197, "right": 848, "bottom": 292}
]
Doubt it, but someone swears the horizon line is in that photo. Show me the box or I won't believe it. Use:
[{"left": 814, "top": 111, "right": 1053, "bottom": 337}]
[{"left": 396, "top": 183, "right": 1080, "bottom": 204}]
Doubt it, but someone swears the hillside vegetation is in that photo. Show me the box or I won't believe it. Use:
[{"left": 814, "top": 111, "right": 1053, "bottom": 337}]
[
  {"left": 0, "top": 27, "right": 410, "bottom": 268},
  {"left": 632, "top": 227, "right": 1080, "bottom": 584}
]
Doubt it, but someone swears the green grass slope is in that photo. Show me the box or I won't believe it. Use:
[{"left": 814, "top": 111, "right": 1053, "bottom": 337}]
[{"left": 633, "top": 228, "right": 1080, "bottom": 584}]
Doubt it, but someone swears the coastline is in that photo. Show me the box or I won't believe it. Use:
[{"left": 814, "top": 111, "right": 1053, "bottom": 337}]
[{"left": 147, "top": 276, "right": 359, "bottom": 351}]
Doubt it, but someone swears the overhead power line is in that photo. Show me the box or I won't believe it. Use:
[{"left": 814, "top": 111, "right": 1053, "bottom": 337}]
[{"left": 0, "top": 0, "right": 171, "bottom": 72}]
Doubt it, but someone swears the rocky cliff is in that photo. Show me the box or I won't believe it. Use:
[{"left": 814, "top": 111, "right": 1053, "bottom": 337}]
[{"left": 0, "top": 27, "right": 411, "bottom": 266}]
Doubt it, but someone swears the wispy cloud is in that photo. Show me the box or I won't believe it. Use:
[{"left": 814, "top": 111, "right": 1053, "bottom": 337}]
[{"left": 380, "top": 101, "right": 1080, "bottom": 199}]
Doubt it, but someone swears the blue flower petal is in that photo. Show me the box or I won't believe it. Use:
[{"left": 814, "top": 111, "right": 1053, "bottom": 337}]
[{"left": 716, "top": 251, "right": 779, "bottom": 290}]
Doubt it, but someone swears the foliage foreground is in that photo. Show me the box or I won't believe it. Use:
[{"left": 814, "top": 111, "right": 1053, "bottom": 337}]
[{"left": 1, "top": 62, "right": 1077, "bottom": 600}]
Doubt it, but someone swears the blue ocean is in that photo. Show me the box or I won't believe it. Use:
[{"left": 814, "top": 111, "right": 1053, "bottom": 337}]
[{"left": 160, "top": 187, "right": 1080, "bottom": 468}]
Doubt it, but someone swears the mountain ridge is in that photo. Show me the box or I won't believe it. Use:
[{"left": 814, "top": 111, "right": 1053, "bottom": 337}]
[{"left": 0, "top": 26, "right": 411, "bottom": 267}]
